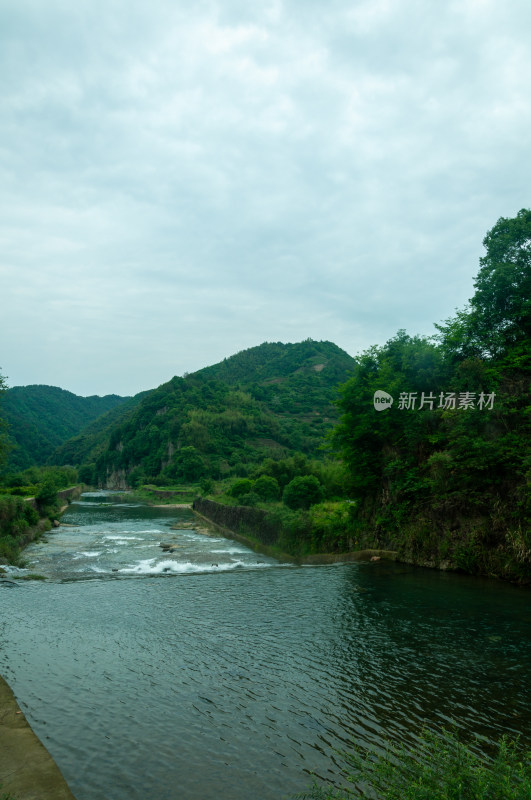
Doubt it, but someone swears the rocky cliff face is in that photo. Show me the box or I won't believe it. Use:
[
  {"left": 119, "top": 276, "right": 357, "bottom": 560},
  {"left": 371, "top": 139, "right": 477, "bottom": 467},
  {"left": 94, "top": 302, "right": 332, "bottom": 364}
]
[{"left": 104, "top": 469, "right": 130, "bottom": 490}]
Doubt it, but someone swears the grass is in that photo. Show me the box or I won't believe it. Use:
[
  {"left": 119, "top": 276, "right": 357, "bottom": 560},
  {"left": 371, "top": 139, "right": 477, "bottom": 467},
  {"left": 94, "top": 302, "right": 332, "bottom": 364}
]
[{"left": 296, "top": 727, "right": 531, "bottom": 800}]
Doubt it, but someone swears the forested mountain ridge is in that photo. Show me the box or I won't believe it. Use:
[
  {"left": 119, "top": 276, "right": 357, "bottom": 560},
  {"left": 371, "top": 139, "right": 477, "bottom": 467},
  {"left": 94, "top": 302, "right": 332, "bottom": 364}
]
[
  {"left": 2, "top": 385, "right": 130, "bottom": 471},
  {"left": 198, "top": 340, "right": 354, "bottom": 385},
  {"left": 51, "top": 340, "right": 356, "bottom": 487},
  {"left": 50, "top": 392, "right": 149, "bottom": 469}
]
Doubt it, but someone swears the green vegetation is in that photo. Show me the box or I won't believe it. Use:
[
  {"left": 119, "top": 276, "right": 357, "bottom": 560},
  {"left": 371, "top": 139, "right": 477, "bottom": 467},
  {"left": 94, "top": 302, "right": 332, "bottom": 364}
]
[
  {"left": 228, "top": 478, "right": 254, "bottom": 499},
  {"left": 191, "top": 211, "right": 530, "bottom": 581},
  {"left": 254, "top": 474, "right": 281, "bottom": 501},
  {"left": 332, "top": 209, "right": 530, "bottom": 581},
  {"left": 283, "top": 475, "right": 324, "bottom": 510},
  {"left": 0, "top": 495, "right": 40, "bottom": 562},
  {"left": 195, "top": 452, "right": 353, "bottom": 557},
  {"left": 195, "top": 493, "right": 353, "bottom": 558},
  {"left": 1, "top": 211, "right": 528, "bottom": 580},
  {"left": 50, "top": 340, "right": 355, "bottom": 488},
  {"left": 297, "top": 728, "right": 531, "bottom": 799},
  {"left": 1, "top": 385, "right": 129, "bottom": 471},
  {"left": 52, "top": 392, "right": 148, "bottom": 474},
  {"left": 264, "top": 502, "right": 351, "bottom": 557},
  {"left": 0, "top": 465, "right": 78, "bottom": 564}
]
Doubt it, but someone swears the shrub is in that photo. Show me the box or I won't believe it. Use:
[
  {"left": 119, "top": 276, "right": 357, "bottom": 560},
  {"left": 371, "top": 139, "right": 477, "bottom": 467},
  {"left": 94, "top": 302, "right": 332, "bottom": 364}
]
[
  {"left": 297, "top": 727, "right": 531, "bottom": 800},
  {"left": 254, "top": 475, "right": 281, "bottom": 501},
  {"left": 127, "top": 466, "right": 145, "bottom": 489},
  {"left": 308, "top": 502, "right": 351, "bottom": 552},
  {"left": 229, "top": 478, "right": 254, "bottom": 499},
  {"left": 0, "top": 535, "right": 20, "bottom": 562},
  {"left": 23, "top": 504, "right": 38, "bottom": 526},
  {"left": 237, "top": 491, "right": 261, "bottom": 508},
  {"left": 199, "top": 477, "right": 214, "bottom": 495},
  {"left": 36, "top": 479, "right": 58, "bottom": 513},
  {"left": 283, "top": 475, "right": 324, "bottom": 510},
  {"left": 78, "top": 464, "right": 96, "bottom": 485}
]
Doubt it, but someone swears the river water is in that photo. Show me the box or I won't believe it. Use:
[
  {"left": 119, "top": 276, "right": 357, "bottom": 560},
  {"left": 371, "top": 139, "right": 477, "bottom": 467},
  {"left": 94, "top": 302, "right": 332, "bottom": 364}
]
[{"left": 0, "top": 492, "right": 530, "bottom": 800}]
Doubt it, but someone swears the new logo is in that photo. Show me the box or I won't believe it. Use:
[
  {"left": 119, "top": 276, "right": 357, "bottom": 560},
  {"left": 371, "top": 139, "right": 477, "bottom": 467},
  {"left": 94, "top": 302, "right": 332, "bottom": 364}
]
[{"left": 373, "top": 390, "right": 394, "bottom": 411}]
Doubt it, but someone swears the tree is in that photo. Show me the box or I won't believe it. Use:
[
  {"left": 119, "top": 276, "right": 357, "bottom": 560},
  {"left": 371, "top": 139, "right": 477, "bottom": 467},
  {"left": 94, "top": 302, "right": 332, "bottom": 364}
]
[
  {"left": 332, "top": 333, "right": 445, "bottom": 498},
  {"left": 228, "top": 478, "right": 253, "bottom": 498},
  {"left": 254, "top": 474, "right": 281, "bottom": 501},
  {"left": 437, "top": 209, "right": 531, "bottom": 360},
  {"left": 472, "top": 208, "right": 531, "bottom": 355},
  {"left": 283, "top": 475, "right": 323, "bottom": 510},
  {"left": 169, "top": 446, "right": 205, "bottom": 483},
  {"left": 330, "top": 214, "right": 530, "bottom": 578},
  {"left": 36, "top": 477, "right": 58, "bottom": 513}
]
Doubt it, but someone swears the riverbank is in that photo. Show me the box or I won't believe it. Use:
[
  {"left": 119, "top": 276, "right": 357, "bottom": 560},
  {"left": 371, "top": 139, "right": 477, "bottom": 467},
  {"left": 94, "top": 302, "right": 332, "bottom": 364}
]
[
  {"left": 192, "top": 501, "right": 398, "bottom": 565},
  {"left": 0, "top": 675, "right": 76, "bottom": 800},
  {"left": 0, "top": 486, "right": 84, "bottom": 567},
  {"left": 192, "top": 498, "right": 530, "bottom": 582}
]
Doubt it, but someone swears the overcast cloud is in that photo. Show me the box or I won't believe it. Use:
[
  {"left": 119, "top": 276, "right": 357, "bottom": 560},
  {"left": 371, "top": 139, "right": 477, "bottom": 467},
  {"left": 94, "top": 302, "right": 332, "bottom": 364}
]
[{"left": 1, "top": 0, "right": 530, "bottom": 396}]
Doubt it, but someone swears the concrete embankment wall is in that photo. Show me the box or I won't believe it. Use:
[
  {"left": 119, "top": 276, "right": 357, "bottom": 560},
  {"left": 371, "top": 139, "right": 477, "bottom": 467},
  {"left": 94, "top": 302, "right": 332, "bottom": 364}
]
[
  {"left": 24, "top": 485, "right": 83, "bottom": 513},
  {"left": 193, "top": 498, "right": 280, "bottom": 546},
  {"left": 193, "top": 498, "right": 397, "bottom": 564},
  {"left": 0, "top": 675, "right": 76, "bottom": 800},
  {"left": 56, "top": 485, "right": 83, "bottom": 505}
]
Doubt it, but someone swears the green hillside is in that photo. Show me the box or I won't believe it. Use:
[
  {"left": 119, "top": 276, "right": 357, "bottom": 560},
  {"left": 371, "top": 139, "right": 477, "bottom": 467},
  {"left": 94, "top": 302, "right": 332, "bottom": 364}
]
[
  {"left": 185, "top": 211, "right": 529, "bottom": 583},
  {"left": 2, "top": 385, "right": 129, "bottom": 471},
  {"left": 52, "top": 391, "right": 149, "bottom": 468},
  {"left": 51, "top": 340, "right": 356, "bottom": 487},
  {"left": 199, "top": 339, "right": 353, "bottom": 385}
]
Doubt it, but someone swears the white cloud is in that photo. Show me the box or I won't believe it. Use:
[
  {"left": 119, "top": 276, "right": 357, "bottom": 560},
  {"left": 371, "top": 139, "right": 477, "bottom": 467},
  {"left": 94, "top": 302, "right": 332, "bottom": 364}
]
[{"left": 1, "top": 0, "right": 530, "bottom": 395}]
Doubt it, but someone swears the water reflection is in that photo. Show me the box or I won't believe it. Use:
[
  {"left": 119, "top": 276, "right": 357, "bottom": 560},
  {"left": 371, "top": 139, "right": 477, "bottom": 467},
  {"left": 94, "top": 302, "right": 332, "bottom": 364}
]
[{"left": 0, "top": 497, "right": 529, "bottom": 800}]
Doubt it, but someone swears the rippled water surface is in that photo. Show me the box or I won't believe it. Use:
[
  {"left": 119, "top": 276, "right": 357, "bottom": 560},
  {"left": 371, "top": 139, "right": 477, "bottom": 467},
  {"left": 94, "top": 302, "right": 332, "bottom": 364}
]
[{"left": 1, "top": 493, "right": 530, "bottom": 800}]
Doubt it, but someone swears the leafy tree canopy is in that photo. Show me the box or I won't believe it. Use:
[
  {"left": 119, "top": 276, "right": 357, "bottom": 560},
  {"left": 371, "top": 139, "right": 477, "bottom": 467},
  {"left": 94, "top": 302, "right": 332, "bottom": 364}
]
[
  {"left": 253, "top": 474, "right": 281, "bottom": 501},
  {"left": 282, "top": 475, "right": 324, "bottom": 510},
  {"left": 437, "top": 208, "right": 531, "bottom": 360},
  {"left": 332, "top": 210, "right": 530, "bottom": 575}
]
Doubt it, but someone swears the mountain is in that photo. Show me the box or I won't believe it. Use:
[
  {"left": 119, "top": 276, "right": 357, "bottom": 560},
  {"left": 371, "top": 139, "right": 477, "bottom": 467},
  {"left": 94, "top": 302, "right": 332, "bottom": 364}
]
[
  {"left": 2, "top": 385, "right": 130, "bottom": 471},
  {"left": 51, "top": 391, "right": 149, "bottom": 469},
  {"left": 51, "top": 340, "right": 356, "bottom": 487}
]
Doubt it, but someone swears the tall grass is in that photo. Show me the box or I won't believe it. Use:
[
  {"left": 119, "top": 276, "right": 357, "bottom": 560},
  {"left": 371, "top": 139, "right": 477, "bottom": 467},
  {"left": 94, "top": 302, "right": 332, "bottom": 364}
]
[{"left": 297, "top": 728, "right": 531, "bottom": 800}]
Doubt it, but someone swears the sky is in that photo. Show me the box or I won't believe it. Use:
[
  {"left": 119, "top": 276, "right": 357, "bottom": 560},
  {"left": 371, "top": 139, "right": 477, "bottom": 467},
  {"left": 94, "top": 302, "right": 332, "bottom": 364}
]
[{"left": 1, "top": 0, "right": 530, "bottom": 397}]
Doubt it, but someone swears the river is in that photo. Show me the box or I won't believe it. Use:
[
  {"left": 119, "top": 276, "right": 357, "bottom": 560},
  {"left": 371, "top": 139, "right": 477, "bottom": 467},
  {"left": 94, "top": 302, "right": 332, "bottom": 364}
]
[{"left": 1, "top": 492, "right": 530, "bottom": 800}]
